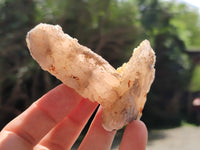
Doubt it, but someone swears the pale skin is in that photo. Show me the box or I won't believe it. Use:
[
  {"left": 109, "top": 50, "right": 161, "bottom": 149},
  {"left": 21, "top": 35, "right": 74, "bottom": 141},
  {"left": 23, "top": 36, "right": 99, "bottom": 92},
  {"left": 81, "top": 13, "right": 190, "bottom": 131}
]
[{"left": 0, "top": 84, "right": 148, "bottom": 150}]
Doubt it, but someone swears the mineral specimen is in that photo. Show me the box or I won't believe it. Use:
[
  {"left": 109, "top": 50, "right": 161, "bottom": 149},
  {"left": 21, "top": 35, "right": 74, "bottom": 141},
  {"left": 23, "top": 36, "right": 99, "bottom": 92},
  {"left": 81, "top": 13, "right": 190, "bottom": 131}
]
[{"left": 26, "top": 23, "right": 155, "bottom": 131}]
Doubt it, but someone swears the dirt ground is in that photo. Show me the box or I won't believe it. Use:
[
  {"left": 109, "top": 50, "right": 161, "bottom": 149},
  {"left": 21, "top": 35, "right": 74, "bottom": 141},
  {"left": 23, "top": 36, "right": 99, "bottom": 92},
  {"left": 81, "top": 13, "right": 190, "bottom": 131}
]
[
  {"left": 112, "top": 125, "right": 200, "bottom": 150},
  {"left": 147, "top": 125, "right": 200, "bottom": 150},
  {"left": 72, "top": 125, "right": 200, "bottom": 150}
]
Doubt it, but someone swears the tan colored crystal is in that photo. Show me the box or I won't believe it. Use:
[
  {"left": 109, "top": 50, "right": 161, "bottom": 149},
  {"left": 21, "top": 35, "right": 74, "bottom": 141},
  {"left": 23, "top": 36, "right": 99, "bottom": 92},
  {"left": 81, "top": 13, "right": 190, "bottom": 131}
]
[{"left": 26, "top": 23, "right": 156, "bottom": 131}]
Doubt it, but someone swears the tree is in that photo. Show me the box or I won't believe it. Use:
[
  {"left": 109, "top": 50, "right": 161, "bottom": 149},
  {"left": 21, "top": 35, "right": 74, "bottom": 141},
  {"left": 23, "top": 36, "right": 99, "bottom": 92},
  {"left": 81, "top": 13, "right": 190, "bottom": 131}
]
[
  {"left": 168, "top": 1, "right": 200, "bottom": 49},
  {"left": 138, "top": 0, "right": 193, "bottom": 127}
]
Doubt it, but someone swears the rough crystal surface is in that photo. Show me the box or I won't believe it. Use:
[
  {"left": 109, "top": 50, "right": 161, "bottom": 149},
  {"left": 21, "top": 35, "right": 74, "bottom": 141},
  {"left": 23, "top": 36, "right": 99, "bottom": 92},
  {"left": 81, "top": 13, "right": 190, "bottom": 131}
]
[{"left": 26, "top": 23, "right": 156, "bottom": 131}]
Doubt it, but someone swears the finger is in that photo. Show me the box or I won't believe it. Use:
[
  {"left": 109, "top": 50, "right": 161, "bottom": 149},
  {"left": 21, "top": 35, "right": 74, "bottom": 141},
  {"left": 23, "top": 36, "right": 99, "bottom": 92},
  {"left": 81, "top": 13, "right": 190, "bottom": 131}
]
[
  {"left": 119, "top": 120, "right": 148, "bottom": 150},
  {"left": 35, "top": 99, "right": 98, "bottom": 150},
  {"left": 0, "top": 84, "right": 82, "bottom": 149},
  {"left": 78, "top": 107, "right": 116, "bottom": 150}
]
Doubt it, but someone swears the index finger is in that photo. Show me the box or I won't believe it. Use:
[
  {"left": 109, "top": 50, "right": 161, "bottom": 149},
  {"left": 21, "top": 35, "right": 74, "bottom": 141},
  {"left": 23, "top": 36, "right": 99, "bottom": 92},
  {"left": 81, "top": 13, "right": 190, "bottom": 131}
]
[{"left": 0, "top": 84, "right": 82, "bottom": 148}]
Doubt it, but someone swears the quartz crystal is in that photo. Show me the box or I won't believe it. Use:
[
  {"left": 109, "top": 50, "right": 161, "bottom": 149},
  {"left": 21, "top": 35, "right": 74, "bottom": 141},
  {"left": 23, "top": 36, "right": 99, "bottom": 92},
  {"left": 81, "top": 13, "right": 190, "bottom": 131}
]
[{"left": 26, "top": 24, "right": 156, "bottom": 131}]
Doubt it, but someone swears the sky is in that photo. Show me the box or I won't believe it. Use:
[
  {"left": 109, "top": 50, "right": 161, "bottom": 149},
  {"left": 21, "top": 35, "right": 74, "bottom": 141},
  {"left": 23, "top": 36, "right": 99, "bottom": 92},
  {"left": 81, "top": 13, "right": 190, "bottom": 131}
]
[
  {"left": 182, "top": 0, "right": 200, "bottom": 11},
  {"left": 162, "top": 0, "right": 200, "bottom": 13}
]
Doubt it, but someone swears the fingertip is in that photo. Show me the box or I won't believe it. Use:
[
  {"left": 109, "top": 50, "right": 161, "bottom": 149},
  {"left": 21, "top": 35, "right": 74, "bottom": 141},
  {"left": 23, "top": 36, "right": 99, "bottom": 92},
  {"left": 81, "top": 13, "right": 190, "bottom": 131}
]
[
  {"left": 119, "top": 120, "right": 148, "bottom": 150},
  {"left": 127, "top": 120, "right": 148, "bottom": 140}
]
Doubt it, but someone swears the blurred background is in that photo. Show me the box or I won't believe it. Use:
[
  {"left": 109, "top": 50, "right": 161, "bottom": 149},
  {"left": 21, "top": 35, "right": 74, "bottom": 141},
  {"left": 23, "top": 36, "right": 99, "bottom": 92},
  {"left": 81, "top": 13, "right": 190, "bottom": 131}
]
[{"left": 0, "top": 0, "right": 200, "bottom": 149}]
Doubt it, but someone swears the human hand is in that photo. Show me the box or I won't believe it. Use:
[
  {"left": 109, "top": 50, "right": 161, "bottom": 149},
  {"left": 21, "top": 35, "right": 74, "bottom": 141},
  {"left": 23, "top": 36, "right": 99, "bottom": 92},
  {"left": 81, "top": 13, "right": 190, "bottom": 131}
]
[{"left": 0, "top": 84, "right": 147, "bottom": 150}]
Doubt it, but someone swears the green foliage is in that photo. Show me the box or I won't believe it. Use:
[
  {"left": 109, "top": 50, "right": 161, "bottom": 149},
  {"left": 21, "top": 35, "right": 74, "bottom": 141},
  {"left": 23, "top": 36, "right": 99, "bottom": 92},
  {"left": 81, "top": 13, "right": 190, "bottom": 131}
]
[
  {"left": 138, "top": 0, "right": 195, "bottom": 128},
  {"left": 190, "top": 65, "right": 200, "bottom": 92},
  {"left": 0, "top": 0, "right": 35, "bottom": 85},
  {"left": 166, "top": 1, "right": 200, "bottom": 49}
]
